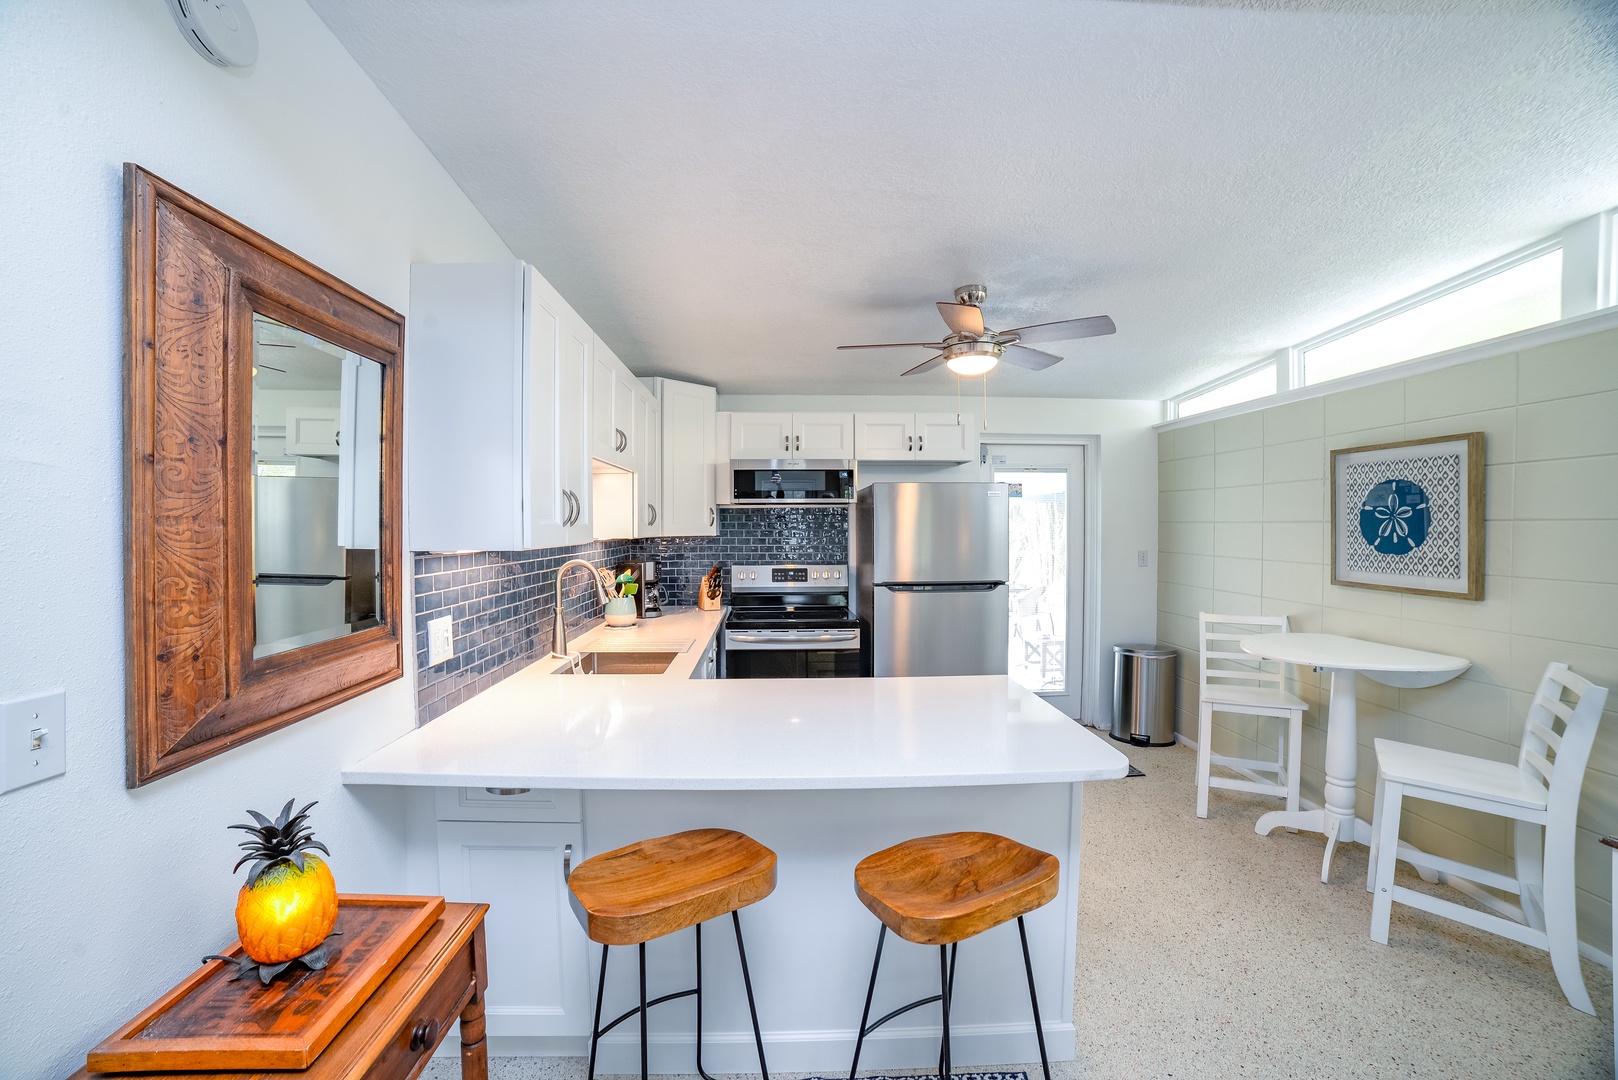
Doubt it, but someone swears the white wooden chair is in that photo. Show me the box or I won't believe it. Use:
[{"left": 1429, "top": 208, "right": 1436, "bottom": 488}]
[
  {"left": 1195, "top": 614, "right": 1307, "bottom": 819},
  {"left": 1368, "top": 661, "right": 1609, "bottom": 1014}
]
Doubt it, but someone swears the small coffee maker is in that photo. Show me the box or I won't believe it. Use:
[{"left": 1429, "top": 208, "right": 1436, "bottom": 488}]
[{"left": 620, "top": 560, "right": 664, "bottom": 618}]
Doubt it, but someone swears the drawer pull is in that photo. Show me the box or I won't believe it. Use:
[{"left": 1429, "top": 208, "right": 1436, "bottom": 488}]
[
  {"left": 408, "top": 1018, "right": 439, "bottom": 1052},
  {"left": 564, "top": 842, "right": 573, "bottom": 879},
  {"left": 485, "top": 787, "right": 531, "bottom": 796}
]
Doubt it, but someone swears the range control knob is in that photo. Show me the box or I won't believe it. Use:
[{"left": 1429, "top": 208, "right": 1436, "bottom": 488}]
[
  {"left": 834, "top": 569, "right": 843, "bottom": 579},
  {"left": 748, "top": 571, "right": 757, "bottom": 580},
  {"left": 810, "top": 571, "right": 820, "bottom": 579}
]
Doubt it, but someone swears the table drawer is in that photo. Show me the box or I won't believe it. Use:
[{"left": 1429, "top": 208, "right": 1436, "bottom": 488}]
[{"left": 362, "top": 943, "right": 475, "bottom": 1080}]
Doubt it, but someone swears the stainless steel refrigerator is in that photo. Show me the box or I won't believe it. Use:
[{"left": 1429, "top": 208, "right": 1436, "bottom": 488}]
[
  {"left": 855, "top": 482, "right": 1010, "bottom": 677},
  {"left": 254, "top": 475, "right": 349, "bottom": 658}
]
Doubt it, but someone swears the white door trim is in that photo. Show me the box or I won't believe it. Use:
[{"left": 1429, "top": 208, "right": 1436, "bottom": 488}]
[{"left": 980, "top": 433, "right": 1101, "bottom": 725}]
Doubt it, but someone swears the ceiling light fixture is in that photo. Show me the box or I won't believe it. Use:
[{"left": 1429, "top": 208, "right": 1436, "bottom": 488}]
[{"left": 942, "top": 339, "right": 1003, "bottom": 377}]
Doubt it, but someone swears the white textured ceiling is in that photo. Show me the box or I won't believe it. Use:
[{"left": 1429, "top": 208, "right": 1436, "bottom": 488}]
[{"left": 308, "top": 0, "right": 1618, "bottom": 399}]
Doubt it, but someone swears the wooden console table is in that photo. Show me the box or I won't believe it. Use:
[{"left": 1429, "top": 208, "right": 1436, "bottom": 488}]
[{"left": 71, "top": 901, "right": 489, "bottom": 1080}]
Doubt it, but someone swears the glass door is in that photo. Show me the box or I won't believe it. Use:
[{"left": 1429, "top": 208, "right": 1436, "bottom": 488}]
[{"left": 987, "top": 443, "right": 1085, "bottom": 718}]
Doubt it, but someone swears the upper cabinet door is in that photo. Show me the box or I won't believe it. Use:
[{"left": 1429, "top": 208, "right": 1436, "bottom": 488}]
[
  {"left": 914, "top": 412, "right": 974, "bottom": 462},
  {"left": 558, "top": 311, "right": 594, "bottom": 543},
  {"left": 661, "top": 380, "right": 718, "bottom": 536},
  {"left": 637, "top": 391, "right": 662, "bottom": 537},
  {"left": 613, "top": 369, "right": 637, "bottom": 463},
  {"left": 521, "top": 268, "right": 567, "bottom": 548},
  {"left": 589, "top": 346, "right": 617, "bottom": 462},
  {"left": 794, "top": 413, "right": 854, "bottom": 458},
  {"left": 731, "top": 412, "right": 793, "bottom": 459},
  {"left": 854, "top": 413, "right": 915, "bottom": 460}
]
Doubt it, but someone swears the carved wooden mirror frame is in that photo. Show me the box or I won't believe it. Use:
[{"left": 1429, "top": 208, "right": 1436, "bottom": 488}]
[{"left": 124, "top": 165, "right": 403, "bottom": 786}]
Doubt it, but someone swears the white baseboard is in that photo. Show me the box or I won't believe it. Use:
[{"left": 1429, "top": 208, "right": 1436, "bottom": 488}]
[{"left": 438, "top": 1021, "right": 1076, "bottom": 1072}]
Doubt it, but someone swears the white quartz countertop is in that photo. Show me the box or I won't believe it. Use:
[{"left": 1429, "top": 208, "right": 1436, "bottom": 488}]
[{"left": 345, "top": 664, "right": 1130, "bottom": 790}]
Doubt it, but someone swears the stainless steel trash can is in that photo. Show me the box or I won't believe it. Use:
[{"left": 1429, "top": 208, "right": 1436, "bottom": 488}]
[{"left": 1111, "top": 643, "right": 1178, "bottom": 746}]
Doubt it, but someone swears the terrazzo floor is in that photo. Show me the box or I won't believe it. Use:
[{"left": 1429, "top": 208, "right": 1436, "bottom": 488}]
[{"left": 428, "top": 740, "right": 1613, "bottom": 1080}]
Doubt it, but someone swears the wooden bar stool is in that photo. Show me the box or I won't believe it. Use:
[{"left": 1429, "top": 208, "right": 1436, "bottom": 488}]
[
  {"left": 848, "top": 832, "right": 1059, "bottom": 1080},
  {"left": 568, "top": 828, "right": 776, "bottom": 1080}
]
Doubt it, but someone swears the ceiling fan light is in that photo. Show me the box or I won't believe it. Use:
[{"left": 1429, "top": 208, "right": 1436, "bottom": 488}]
[{"left": 945, "top": 353, "right": 999, "bottom": 376}]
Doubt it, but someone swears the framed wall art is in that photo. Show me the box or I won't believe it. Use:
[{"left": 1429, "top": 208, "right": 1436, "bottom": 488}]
[{"left": 1330, "top": 432, "right": 1484, "bottom": 601}]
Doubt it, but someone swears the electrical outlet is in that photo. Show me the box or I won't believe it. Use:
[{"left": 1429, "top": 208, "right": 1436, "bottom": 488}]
[
  {"left": 1138, "top": 549, "right": 1150, "bottom": 567},
  {"left": 428, "top": 616, "right": 454, "bottom": 667},
  {"left": 1, "top": 690, "right": 66, "bottom": 794}
]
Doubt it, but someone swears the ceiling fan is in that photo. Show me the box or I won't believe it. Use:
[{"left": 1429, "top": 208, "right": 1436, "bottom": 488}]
[{"left": 837, "top": 285, "right": 1115, "bottom": 377}]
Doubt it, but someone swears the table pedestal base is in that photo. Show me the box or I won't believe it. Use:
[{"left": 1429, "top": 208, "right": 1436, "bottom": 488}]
[{"left": 1256, "top": 808, "right": 1373, "bottom": 883}]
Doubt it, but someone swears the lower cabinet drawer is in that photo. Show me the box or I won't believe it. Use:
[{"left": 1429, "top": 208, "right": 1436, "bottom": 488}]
[
  {"left": 363, "top": 947, "right": 475, "bottom": 1080},
  {"left": 435, "top": 785, "right": 582, "bottom": 822}
]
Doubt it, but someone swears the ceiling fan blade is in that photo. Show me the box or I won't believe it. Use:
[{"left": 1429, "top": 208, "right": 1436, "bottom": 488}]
[
  {"left": 900, "top": 354, "right": 947, "bottom": 376},
  {"left": 936, "top": 302, "right": 985, "bottom": 336},
  {"left": 999, "top": 344, "right": 1064, "bottom": 371},
  {"left": 836, "top": 341, "right": 945, "bottom": 350},
  {"left": 1000, "top": 315, "right": 1116, "bottom": 344}
]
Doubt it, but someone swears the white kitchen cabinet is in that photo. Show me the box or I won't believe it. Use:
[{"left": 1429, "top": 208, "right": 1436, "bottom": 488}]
[
  {"left": 730, "top": 412, "right": 793, "bottom": 459},
  {"left": 637, "top": 390, "right": 662, "bottom": 536},
  {"left": 730, "top": 412, "right": 854, "bottom": 460},
  {"left": 854, "top": 411, "right": 975, "bottom": 463},
  {"left": 407, "top": 260, "right": 592, "bottom": 551},
  {"left": 590, "top": 336, "right": 638, "bottom": 468},
  {"left": 650, "top": 378, "right": 718, "bottom": 536},
  {"left": 692, "top": 635, "right": 719, "bottom": 679},
  {"left": 436, "top": 819, "right": 589, "bottom": 1039}
]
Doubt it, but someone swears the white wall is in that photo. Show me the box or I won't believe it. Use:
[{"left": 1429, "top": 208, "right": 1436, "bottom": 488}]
[
  {"left": 1158, "top": 330, "right": 1618, "bottom": 955},
  {"left": 720, "top": 394, "right": 1161, "bottom": 724},
  {"left": 0, "top": 5, "right": 510, "bottom": 1076}
]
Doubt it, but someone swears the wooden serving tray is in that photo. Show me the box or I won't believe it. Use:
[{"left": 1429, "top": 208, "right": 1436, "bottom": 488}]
[{"left": 86, "top": 894, "right": 445, "bottom": 1072}]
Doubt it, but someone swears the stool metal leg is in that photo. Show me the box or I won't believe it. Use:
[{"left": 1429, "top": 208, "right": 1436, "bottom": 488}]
[
  {"left": 695, "top": 922, "right": 716, "bottom": 1080},
  {"left": 587, "top": 943, "right": 610, "bottom": 1080},
  {"left": 1017, "top": 916, "right": 1051, "bottom": 1080},
  {"left": 848, "top": 924, "right": 887, "bottom": 1080},
  {"left": 732, "top": 909, "right": 770, "bottom": 1080},
  {"left": 936, "top": 942, "right": 956, "bottom": 1079},
  {"left": 937, "top": 945, "right": 951, "bottom": 1080},
  {"left": 638, "top": 942, "right": 649, "bottom": 1080}
]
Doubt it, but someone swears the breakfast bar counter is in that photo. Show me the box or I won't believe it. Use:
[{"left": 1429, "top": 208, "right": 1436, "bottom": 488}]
[{"left": 344, "top": 669, "right": 1127, "bottom": 1072}]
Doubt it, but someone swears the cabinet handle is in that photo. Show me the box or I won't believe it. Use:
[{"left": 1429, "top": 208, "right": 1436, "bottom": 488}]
[
  {"left": 408, "top": 1018, "right": 439, "bottom": 1053},
  {"left": 485, "top": 787, "right": 531, "bottom": 796},
  {"left": 563, "top": 490, "right": 573, "bottom": 526},
  {"left": 795, "top": 434, "right": 801, "bottom": 451},
  {"left": 907, "top": 435, "right": 913, "bottom": 451},
  {"left": 648, "top": 504, "right": 657, "bottom": 526},
  {"left": 783, "top": 434, "right": 790, "bottom": 451},
  {"left": 708, "top": 507, "right": 715, "bottom": 526},
  {"left": 563, "top": 843, "right": 573, "bottom": 880},
  {"left": 565, "top": 490, "right": 579, "bottom": 526},
  {"left": 918, "top": 435, "right": 924, "bottom": 451}
]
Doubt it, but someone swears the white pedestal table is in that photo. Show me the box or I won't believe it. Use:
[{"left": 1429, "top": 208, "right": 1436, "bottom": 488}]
[{"left": 1237, "top": 632, "right": 1469, "bottom": 883}]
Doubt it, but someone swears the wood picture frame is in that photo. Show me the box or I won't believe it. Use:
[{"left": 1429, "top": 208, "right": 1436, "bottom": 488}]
[
  {"left": 1330, "top": 432, "right": 1485, "bottom": 601},
  {"left": 124, "top": 164, "right": 404, "bottom": 786}
]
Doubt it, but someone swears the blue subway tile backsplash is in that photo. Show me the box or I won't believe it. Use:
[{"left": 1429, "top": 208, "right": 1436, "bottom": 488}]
[{"left": 411, "top": 506, "right": 848, "bottom": 723}]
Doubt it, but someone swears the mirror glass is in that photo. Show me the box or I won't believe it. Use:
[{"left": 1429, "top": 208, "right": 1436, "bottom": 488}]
[{"left": 251, "top": 315, "right": 384, "bottom": 659}]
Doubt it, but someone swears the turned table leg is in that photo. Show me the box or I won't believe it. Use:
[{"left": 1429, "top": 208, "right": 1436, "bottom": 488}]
[{"left": 459, "top": 983, "right": 488, "bottom": 1080}]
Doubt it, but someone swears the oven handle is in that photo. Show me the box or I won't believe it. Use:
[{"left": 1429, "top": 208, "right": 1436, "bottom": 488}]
[{"left": 725, "top": 631, "right": 861, "bottom": 649}]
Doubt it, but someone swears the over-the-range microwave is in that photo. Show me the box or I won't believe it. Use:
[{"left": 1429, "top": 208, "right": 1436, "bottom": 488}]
[{"left": 730, "top": 460, "right": 855, "bottom": 504}]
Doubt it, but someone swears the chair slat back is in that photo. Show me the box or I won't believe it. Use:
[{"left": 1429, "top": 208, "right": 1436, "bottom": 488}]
[
  {"left": 1519, "top": 663, "right": 1609, "bottom": 833},
  {"left": 1199, "top": 613, "right": 1290, "bottom": 692}
]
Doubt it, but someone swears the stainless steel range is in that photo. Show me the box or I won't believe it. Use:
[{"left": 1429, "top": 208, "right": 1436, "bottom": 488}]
[{"left": 722, "top": 564, "right": 866, "bottom": 679}]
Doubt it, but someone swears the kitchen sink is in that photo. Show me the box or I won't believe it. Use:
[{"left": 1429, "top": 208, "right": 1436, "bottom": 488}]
[{"left": 552, "top": 651, "right": 680, "bottom": 675}]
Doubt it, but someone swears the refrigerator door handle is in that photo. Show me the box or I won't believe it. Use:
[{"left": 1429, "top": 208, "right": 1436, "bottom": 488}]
[
  {"left": 879, "top": 582, "right": 1003, "bottom": 593},
  {"left": 254, "top": 573, "right": 350, "bottom": 586}
]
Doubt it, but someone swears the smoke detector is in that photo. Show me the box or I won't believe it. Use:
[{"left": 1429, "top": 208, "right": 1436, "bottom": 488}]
[{"left": 166, "top": 0, "right": 258, "bottom": 68}]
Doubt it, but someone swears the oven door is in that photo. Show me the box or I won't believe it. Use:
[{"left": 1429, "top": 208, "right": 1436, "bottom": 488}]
[
  {"left": 722, "top": 628, "right": 864, "bottom": 678},
  {"left": 730, "top": 461, "right": 854, "bottom": 504}
]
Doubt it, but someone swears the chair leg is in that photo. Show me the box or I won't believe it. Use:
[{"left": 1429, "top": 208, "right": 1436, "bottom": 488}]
[
  {"left": 732, "top": 910, "right": 771, "bottom": 1079},
  {"left": 936, "top": 943, "right": 956, "bottom": 1080},
  {"left": 848, "top": 925, "right": 886, "bottom": 1080},
  {"left": 1285, "top": 708, "right": 1302, "bottom": 815},
  {"left": 1369, "top": 780, "right": 1404, "bottom": 944},
  {"left": 587, "top": 943, "right": 609, "bottom": 1080},
  {"left": 695, "top": 922, "right": 715, "bottom": 1080},
  {"left": 1367, "top": 772, "right": 1385, "bottom": 895},
  {"left": 638, "top": 942, "right": 649, "bottom": 1080},
  {"left": 937, "top": 945, "right": 951, "bottom": 1080},
  {"left": 1543, "top": 826, "right": 1596, "bottom": 1014},
  {"left": 1017, "top": 916, "right": 1052, "bottom": 1080},
  {"left": 1515, "top": 818, "right": 1546, "bottom": 931},
  {"left": 1195, "top": 702, "right": 1213, "bottom": 818}
]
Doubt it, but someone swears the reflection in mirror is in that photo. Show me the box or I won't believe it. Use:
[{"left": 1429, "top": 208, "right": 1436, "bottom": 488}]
[{"left": 251, "top": 315, "right": 384, "bottom": 658}]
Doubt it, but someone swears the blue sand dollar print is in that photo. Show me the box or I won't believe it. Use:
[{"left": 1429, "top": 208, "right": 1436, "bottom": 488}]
[{"left": 1358, "top": 478, "right": 1430, "bottom": 555}]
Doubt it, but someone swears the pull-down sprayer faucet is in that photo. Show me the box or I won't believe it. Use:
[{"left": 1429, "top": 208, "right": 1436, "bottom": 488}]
[{"left": 550, "top": 559, "right": 610, "bottom": 658}]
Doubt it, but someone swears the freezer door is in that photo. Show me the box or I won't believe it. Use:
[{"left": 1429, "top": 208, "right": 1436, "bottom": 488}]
[
  {"left": 254, "top": 476, "right": 345, "bottom": 576},
  {"left": 868, "top": 482, "right": 1009, "bottom": 584},
  {"left": 872, "top": 583, "right": 1009, "bottom": 677}
]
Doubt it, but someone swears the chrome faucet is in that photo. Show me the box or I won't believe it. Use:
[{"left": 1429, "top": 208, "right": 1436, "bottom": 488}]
[{"left": 551, "top": 558, "right": 610, "bottom": 657}]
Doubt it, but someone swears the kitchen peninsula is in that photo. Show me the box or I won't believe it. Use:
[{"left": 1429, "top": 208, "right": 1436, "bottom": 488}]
[{"left": 343, "top": 612, "right": 1128, "bottom": 1073}]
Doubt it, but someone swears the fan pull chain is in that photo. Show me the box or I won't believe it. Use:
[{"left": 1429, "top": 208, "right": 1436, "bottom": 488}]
[{"left": 982, "top": 368, "right": 990, "bottom": 430}]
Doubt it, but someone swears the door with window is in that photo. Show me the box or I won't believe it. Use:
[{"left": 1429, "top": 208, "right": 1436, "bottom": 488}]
[{"left": 985, "top": 443, "right": 1085, "bottom": 718}]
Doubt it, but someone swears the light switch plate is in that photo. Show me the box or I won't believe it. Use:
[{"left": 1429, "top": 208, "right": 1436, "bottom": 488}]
[
  {"left": 1138, "top": 549, "right": 1150, "bottom": 567},
  {"left": 427, "top": 616, "right": 454, "bottom": 667},
  {"left": 1, "top": 690, "right": 66, "bottom": 794}
]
